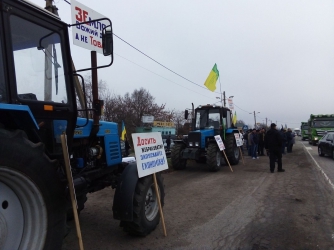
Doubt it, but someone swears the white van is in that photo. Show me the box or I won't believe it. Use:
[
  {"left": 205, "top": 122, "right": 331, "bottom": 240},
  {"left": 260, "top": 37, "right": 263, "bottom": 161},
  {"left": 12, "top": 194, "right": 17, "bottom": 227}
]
[{"left": 294, "top": 128, "right": 301, "bottom": 136}]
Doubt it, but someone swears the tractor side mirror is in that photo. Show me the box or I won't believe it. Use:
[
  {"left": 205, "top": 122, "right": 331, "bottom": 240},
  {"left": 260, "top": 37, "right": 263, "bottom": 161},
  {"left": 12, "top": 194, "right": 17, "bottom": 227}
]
[
  {"left": 185, "top": 110, "right": 189, "bottom": 120},
  {"left": 102, "top": 27, "right": 113, "bottom": 56},
  {"left": 222, "top": 108, "right": 227, "bottom": 118}
]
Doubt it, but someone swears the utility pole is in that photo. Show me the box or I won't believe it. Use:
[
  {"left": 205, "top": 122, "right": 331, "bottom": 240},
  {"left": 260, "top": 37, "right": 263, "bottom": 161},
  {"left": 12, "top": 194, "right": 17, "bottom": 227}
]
[
  {"left": 45, "top": 0, "right": 86, "bottom": 112},
  {"left": 223, "top": 91, "right": 226, "bottom": 107},
  {"left": 249, "top": 111, "right": 260, "bottom": 129}
]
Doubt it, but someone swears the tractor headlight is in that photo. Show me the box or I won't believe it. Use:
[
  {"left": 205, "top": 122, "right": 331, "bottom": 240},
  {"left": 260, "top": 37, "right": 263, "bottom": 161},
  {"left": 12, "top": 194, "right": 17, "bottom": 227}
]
[
  {"left": 195, "top": 142, "right": 199, "bottom": 147},
  {"left": 189, "top": 142, "right": 193, "bottom": 146},
  {"left": 314, "top": 137, "right": 318, "bottom": 140}
]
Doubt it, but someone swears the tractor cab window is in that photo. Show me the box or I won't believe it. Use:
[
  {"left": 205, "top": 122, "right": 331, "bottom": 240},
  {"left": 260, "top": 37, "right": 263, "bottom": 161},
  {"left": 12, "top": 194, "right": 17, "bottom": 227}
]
[
  {"left": 0, "top": 36, "right": 7, "bottom": 103},
  {"left": 225, "top": 110, "right": 231, "bottom": 128},
  {"left": 195, "top": 108, "right": 220, "bottom": 130},
  {"left": 10, "top": 15, "right": 67, "bottom": 103}
]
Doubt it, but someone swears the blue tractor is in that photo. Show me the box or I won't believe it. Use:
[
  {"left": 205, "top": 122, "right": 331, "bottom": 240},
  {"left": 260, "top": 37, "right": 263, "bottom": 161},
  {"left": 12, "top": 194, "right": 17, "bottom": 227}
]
[
  {"left": 0, "top": 1, "right": 164, "bottom": 249},
  {"left": 171, "top": 104, "right": 240, "bottom": 171}
]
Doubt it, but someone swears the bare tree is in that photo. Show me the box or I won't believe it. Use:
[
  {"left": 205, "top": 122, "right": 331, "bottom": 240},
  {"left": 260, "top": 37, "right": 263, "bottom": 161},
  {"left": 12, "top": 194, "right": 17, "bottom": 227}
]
[
  {"left": 126, "top": 88, "right": 166, "bottom": 128},
  {"left": 75, "top": 75, "right": 108, "bottom": 117}
]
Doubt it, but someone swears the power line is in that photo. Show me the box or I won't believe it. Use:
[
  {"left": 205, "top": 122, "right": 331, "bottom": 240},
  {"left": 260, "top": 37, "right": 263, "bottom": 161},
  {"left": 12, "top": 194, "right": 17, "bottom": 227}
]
[
  {"left": 61, "top": 0, "right": 300, "bottom": 126},
  {"left": 115, "top": 53, "right": 214, "bottom": 99}
]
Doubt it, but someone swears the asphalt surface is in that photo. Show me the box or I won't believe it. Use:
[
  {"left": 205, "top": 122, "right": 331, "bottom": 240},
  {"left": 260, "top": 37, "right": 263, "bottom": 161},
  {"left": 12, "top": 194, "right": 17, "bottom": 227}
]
[{"left": 62, "top": 138, "right": 334, "bottom": 250}]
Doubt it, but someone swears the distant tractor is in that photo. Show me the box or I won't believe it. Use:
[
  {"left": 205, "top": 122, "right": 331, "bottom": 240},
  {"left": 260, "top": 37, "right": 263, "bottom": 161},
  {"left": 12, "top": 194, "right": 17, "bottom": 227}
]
[{"left": 171, "top": 104, "right": 240, "bottom": 172}]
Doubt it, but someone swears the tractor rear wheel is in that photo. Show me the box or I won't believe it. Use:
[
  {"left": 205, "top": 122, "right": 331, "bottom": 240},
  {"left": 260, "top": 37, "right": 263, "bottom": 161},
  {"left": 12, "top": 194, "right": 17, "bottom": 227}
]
[
  {"left": 0, "top": 129, "right": 66, "bottom": 250},
  {"left": 224, "top": 134, "right": 240, "bottom": 165},
  {"left": 123, "top": 174, "right": 165, "bottom": 236},
  {"left": 206, "top": 143, "right": 222, "bottom": 172},
  {"left": 171, "top": 143, "right": 187, "bottom": 170}
]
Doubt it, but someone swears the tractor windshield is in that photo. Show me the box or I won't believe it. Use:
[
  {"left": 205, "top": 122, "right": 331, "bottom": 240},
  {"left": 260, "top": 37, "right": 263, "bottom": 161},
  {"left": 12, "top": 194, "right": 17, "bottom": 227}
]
[
  {"left": 195, "top": 108, "right": 220, "bottom": 130},
  {"left": 0, "top": 37, "right": 6, "bottom": 103},
  {"left": 10, "top": 15, "right": 67, "bottom": 103}
]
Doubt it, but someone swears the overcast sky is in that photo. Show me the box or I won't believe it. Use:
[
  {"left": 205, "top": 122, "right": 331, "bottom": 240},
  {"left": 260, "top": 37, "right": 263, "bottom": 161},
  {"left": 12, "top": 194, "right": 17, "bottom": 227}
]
[{"left": 32, "top": 0, "right": 334, "bottom": 129}]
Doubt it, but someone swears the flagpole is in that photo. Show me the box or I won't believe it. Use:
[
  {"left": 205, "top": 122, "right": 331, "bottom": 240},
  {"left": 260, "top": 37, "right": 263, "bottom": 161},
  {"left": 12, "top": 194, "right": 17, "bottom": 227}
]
[{"left": 218, "top": 77, "right": 223, "bottom": 107}]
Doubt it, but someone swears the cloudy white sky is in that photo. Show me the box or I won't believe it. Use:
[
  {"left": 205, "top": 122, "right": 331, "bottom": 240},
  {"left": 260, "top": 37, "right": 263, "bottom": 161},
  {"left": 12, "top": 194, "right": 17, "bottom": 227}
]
[{"left": 32, "top": 0, "right": 334, "bottom": 129}]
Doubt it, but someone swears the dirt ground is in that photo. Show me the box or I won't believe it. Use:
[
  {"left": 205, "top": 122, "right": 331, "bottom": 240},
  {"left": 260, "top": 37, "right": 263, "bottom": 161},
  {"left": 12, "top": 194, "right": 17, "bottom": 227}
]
[{"left": 62, "top": 140, "right": 334, "bottom": 250}]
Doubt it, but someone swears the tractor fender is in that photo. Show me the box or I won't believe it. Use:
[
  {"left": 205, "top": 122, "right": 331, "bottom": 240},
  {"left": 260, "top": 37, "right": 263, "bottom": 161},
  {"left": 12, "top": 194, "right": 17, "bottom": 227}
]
[
  {"left": 0, "top": 104, "right": 39, "bottom": 130},
  {"left": 112, "top": 162, "right": 139, "bottom": 221},
  {"left": 225, "top": 128, "right": 238, "bottom": 134}
]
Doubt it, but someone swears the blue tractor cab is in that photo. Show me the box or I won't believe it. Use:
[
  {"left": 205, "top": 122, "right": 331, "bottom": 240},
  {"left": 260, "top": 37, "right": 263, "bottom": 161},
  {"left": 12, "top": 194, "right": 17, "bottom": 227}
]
[{"left": 171, "top": 104, "right": 240, "bottom": 171}]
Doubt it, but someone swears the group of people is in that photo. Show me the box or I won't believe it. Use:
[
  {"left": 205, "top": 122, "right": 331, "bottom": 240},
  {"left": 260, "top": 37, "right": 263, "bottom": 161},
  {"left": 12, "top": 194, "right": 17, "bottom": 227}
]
[{"left": 241, "top": 124, "right": 296, "bottom": 173}]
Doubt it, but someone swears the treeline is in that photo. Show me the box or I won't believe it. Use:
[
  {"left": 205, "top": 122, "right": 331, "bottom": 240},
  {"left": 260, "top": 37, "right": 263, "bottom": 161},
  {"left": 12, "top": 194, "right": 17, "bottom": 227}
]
[{"left": 77, "top": 76, "right": 189, "bottom": 138}]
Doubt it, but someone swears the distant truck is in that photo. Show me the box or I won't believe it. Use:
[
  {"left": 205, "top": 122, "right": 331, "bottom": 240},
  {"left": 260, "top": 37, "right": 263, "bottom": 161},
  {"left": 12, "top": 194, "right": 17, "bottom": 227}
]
[
  {"left": 308, "top": 114, "right": 334, "bottom": 145},
  {"left": 294, "top": 128, "right": 301, "bottom": 136},
  {"left": 301, "top": 122, "right": 309, "bottom": 140}
]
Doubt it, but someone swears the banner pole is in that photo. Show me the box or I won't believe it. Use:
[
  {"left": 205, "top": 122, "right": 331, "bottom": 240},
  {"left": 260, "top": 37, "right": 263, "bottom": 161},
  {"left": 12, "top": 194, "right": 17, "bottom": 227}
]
[
  {"left": 222, "top": 150, "right": 233, "bottom": 172},
  {"left": 61, "top": 134, "right": 84, "bottom": 250},
  {"left": 153, "top": 173, "right": 167, "bottom": 236}
]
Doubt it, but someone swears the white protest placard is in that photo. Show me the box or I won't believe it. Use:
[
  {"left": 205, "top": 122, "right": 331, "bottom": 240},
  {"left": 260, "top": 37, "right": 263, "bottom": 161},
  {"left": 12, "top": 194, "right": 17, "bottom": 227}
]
[
  {"left": 71, "top": 0, "right": 108, "bottom": 54},
  {"left": 214, "top": 135, "right": 225, "bottom": 151},
  {"left": 234, "top": 133, "right": 243, "bottom": 147},
  {"left": 132, "top": 132, "right": 168, "bottom": 178}
]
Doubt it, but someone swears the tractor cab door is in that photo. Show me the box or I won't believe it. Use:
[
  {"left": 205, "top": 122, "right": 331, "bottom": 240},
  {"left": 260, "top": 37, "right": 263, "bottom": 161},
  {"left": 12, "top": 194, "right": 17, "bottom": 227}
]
[
  {"left": 1, "top": 0, "right": 76, "bottom": 158},
  {"left": 221, "top": 107, "right": 232, "bottom": 129}
]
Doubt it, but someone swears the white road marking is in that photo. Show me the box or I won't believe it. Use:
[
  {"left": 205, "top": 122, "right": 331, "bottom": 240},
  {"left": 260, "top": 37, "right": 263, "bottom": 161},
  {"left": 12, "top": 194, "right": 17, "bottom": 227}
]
[
  {"left": 301, "top": 143, "right": 334, "bottom": 191},
  {"left": 305, "top": 147, "right": 313, "bottom": 150}
]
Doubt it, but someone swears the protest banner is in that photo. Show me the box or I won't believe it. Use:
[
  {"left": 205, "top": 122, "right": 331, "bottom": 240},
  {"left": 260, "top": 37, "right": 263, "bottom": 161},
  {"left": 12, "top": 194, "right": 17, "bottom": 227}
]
[
  {"left": 234, "top": 133, "right": 244, "bottom": 165},
  {"left": 214, "top": 135, "right": 233, "bottom": 172},
  {"left": 131, "top": 132, "right": 168, "bottom": 236}
]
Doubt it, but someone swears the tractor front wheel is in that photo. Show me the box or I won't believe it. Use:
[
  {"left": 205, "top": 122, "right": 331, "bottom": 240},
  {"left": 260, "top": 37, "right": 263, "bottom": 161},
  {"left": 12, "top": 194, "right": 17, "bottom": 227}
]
[
  {"left": 206, "top": 143, "right": 222, "bottom": 172},
  {"left": 122, "top": 174, "right": 165, "bottom": 236},
  {"left": 224, "top": 134, "right": 240, "bottom": 165},
  {"left": 171, "top": 143, "right": 187, "bottom": 170}
]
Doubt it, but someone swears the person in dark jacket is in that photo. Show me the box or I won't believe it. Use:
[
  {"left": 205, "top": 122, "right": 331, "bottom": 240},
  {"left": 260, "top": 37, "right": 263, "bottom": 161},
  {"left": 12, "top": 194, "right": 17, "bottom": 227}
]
[
  {"left": 166, "top": 136, "right": 171, "bottom": 150},
  {"left": 286, "top": 128, "right": 293, "bottom": 153},
  {"left": 125, "top": 136, "right": 131, "bottom": 157},
  {"left": 264, "top": 123, "right": 285, "bottom": 173},
  {"left": 250, "top": 129, "right": 259, "bottom": 159},
  {"left": 258, "top": 128, "right": 265, "bottom": 156},
  {"left": 279, "top": 128, "right": 287, "bottom": 154}
]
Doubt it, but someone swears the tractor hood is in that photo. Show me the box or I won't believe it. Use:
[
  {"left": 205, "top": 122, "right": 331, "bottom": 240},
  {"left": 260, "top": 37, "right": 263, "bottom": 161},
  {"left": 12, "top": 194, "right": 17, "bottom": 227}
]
[{"left": 188, "top": 129, "right": 215, "bottom": 148}]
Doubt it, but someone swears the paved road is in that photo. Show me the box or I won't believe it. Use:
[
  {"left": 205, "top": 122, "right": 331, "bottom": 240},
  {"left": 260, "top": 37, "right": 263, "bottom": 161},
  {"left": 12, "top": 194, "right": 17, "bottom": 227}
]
[
  {"left": 62, "top": 139, "right": 334, "bottom": 250},
  {"left": 299, "top": 138, "right": 334, "bottom": 189}
]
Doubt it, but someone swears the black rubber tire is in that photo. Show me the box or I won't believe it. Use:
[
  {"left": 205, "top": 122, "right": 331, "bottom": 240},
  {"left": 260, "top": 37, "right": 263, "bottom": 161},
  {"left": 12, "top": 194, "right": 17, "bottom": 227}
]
[
  {"left": 0, "top": 129, "right": 66, "bottom": 250},
  {"left": 123, "top": 173, "right": 165, "bottom": 236},
  {"left": 171, "top": 143, "right": 187, "bottom": 170},
  {"left": 313, "top": 142, "right": 317, "bottom": 146},
  {"left": 224, "top": 134, "right": 240, "bottom": 165},
  {"left": 206, "top": 143, "right": 222, "bottom": 172},
  {"left": 66, "top": 194, "right": 87, "bottom": 221},
  {"left": 318, "top": 147, "right": 324, "bottom": 156}
]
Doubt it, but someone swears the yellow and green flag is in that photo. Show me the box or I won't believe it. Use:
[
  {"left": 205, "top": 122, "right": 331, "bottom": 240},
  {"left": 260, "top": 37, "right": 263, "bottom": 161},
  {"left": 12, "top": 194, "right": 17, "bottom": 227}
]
[
  {"left": 121, "top": 121, "right": 127, "bottom": 141},
  {"left": 232, "top": 111, "right": 237, "bottom": 125},
  {"left": 204, "top": 63, "right": 219, "bottom": 92}
]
